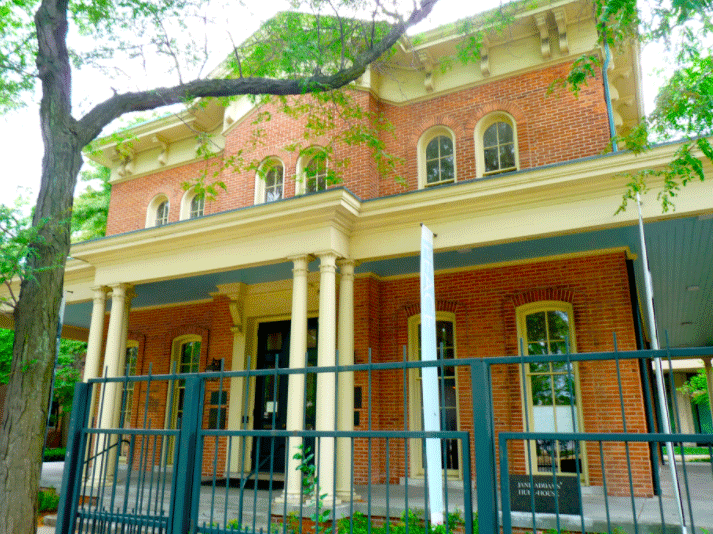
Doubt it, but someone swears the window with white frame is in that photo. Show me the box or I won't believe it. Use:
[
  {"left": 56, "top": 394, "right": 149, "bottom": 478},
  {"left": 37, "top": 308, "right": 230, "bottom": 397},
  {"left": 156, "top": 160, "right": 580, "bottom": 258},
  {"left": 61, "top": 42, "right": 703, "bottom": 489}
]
[
  {"left": 408, "top": 313, "right": 460, "bottom": 477},
  {"left": 304, "top": 151, "right": 328, "bottom": 193},
  {"left": 190, "top": 195, "right": 204, "bottom": 218},
  {"left": 475, "top": 112, "right": 519, "bottom": 178},
  {"left": 254, "top": 159, "right": 284, "bottom": 204},
  {"left": 146, "top": 195, "right": 170, "bottom": 228},
  {"left": 517, "top": 301, "right": 587, "bottom": 478},
  {"left": 180, "top": 188, "right": 205, "bottom": 220},
  {"left": 417, "top": 127, "right": 456, "bottom": 189}
]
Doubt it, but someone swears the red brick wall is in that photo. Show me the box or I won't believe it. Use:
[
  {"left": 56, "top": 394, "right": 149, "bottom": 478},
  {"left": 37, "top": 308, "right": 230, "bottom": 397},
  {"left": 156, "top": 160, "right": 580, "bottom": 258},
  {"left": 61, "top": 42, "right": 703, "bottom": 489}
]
[
  {"left": 115, "top": 251, "right": 651, "bottom": 495},
  {"left": 105, "top": 61, "right": 609, "bottom": 235},
  {"left": 352, "top": 251, "right": 651, "bottom": 496}
]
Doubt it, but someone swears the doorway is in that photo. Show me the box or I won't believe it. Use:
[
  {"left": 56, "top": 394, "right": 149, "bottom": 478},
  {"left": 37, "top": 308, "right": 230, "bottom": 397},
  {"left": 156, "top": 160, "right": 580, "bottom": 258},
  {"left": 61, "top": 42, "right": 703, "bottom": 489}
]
[{"left": 251, "top": 319, "right": 318, "bottom": 474}]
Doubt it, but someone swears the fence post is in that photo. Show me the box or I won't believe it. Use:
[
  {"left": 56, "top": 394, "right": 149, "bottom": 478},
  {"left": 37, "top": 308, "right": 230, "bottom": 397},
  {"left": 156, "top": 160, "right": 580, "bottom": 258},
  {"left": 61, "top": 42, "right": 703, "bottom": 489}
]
[
  {"left": 56, "top": 381, "right": 92, "bottom": 534},
  {"left": 471, "top": 360, "right": 498, "bottom": 534},
  {"left": 171, "top": 374, "right": 204, "bottom": 534}
]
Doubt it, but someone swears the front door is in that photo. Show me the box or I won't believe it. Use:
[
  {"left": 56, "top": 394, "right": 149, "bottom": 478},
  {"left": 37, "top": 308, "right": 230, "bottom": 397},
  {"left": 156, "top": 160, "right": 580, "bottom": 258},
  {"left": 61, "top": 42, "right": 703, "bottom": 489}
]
[{"left": 252, "top": 319, "right": 318, "bottom": 474}]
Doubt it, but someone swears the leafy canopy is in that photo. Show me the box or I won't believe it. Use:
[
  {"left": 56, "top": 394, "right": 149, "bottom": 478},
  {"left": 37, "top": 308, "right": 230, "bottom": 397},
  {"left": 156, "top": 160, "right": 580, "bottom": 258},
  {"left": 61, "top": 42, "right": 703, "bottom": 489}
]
[{"left": 593, "top": 0, "right": 713, "bottom": 212}]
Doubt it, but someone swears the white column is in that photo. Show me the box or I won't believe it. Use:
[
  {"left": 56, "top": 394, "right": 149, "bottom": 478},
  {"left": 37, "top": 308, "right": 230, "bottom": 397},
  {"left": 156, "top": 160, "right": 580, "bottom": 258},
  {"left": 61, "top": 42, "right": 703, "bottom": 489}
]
[
  {"left": 336, "top": 260, "right": 356, "bottom": 499},
  {"left": 96, "top": 283, "right": 132, "bottom": 482},
  {"left": 83, "top": 286, "right": 108, "bottom": 382},
  {"left": 316, "top": 252, "right": 338, "bottom": 501},
  {"left": 284, "top": 255, "right": 310, "bottom": 502}
]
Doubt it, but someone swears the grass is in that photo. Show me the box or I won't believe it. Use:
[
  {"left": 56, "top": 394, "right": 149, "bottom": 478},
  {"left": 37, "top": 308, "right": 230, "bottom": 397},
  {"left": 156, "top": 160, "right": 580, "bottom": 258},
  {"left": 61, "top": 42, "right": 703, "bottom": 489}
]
[{"left": 662, "top": 445, "right": 712, "bottom": 456}]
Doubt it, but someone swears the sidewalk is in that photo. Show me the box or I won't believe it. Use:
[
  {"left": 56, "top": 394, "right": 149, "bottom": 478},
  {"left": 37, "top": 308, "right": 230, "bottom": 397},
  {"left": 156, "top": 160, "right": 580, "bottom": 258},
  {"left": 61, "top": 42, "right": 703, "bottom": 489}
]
[{"left": 39, "top": 461, "right": 712, "bottom": 533}]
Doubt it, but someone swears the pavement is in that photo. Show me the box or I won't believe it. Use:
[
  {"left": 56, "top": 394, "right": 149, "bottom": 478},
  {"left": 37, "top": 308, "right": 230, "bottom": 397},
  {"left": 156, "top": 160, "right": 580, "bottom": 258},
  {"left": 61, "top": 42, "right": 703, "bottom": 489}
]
[{"left": 38, "top": 460, "right": 713, "bottom": 533}]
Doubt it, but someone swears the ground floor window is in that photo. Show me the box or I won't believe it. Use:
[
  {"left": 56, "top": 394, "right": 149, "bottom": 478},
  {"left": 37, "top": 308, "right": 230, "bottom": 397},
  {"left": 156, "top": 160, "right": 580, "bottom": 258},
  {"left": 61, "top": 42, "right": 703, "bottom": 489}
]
[
  {"left": 408, "top": 313, "right": 460, "bottom": 477},
  {"left": 518, "top": 302, "right": 586, "bottom": 477},
  {"left": 166, "top": 336, "right": 201, "bottom": 462}
]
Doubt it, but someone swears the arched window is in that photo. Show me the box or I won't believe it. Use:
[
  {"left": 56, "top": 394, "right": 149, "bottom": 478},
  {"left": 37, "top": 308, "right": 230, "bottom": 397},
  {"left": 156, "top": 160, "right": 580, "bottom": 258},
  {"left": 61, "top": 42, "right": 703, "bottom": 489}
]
[
  {"left": 407, "top": 312, "right": 460, "bottom": 477},
  {"left": 296, "top": 149, "right": 330, "bottom": 195},
  {"left": 475, "top": 112, "right": 519, "bottom": 177},
  {"left": 190, "top": 195, "right": 205, "bottom": 218},
  {"left": 166, "top": 335, "right": 202, "bottom": 461},
  {"left": 180, "top": 188, "right": 205, "bottom": 220},
  {"left": 517, "top": 301, "right": 587, "bottom": 479},
  {"left": 254, "top": 159, "right": 284, "bottom": 204},
  {"left": 146, "top": 194, "right": 170, "bottom": 228},
  {"left": 417, "top": 127, "right": 456, "bottom": 189},
  {"left": 156, "top": 201, "right": 169, "bottom": 226},
  {"left": 305, "top": 152, "right": 328, "bottom": 193}
]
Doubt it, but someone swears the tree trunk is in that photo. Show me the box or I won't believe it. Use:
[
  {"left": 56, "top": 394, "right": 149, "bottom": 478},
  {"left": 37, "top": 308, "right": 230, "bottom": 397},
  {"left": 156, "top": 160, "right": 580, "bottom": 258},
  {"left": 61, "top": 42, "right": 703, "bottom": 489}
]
[{"left": 0, "top": 0, "right": 81, "bottom": 531}]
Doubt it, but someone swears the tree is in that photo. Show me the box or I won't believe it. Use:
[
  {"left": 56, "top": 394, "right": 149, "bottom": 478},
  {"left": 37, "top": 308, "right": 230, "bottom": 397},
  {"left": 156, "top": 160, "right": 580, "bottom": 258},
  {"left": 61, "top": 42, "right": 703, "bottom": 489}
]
[
  {"left": 70, "top": 163, "right": 111, "bottom": 242},
  {"left": 592, "top": 0, "right": 713, "bottom": 212},
  {"left": 0, "top": 0, "right": 439, "bottom": 531}
]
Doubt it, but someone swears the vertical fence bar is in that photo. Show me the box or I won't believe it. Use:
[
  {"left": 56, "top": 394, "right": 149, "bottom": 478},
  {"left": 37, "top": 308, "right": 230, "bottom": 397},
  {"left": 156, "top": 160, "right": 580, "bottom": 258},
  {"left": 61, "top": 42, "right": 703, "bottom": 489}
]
[
  {"left": 170, "top": 374, "right": 204, "bottom": 534},
  {"left": 56, "top": 381, "right": 92, "bottom": 534},
  {"left": 471, "top": 359, "right": 498, "bottom": 534}
]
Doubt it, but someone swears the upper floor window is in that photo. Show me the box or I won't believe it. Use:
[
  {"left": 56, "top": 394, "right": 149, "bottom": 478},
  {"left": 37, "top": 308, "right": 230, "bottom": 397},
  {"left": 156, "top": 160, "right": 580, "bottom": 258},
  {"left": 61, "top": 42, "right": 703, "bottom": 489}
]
[
  {"left": 146, "top": 194, "right": 170, "bottom": 228},
  {"left": 296, "top": 149, "right": 329, "bottom": 195},
  {"left": 254, "top": 159, "right": 284, "bottom": 204},
  {"left": 180, "top": 187, "right": 205, "bottom": 220},
  {"left": 475, "top": 112, "right": 519, "bottom": 178},
  {"left": 305, "top": 152, "right": 328, "bottom": 193},
  {"left": 417, "top": 127, "right": 456, "bottom": 189},
  {"left": 426, "top": 136, "right": 454, "bottom": 186},
  {"left": 190, "top": 195, "right": 204, "bottom": 219}
]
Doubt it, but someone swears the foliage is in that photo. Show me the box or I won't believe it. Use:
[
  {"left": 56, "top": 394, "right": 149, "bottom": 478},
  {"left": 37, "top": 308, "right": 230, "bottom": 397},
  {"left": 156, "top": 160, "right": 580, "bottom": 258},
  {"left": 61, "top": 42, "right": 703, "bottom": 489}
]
[
  {"left": 54, "top": 339, "right": 86, "bottom": 413},
  {"left": 595, "top": 0, "right": 713, "bottom": 212},
  {"left": 293, "top": 443, "right": 331, "bottom": 534},
  {"left": 42, "top": 447, "right": 66, "bottom": 462},
  {"left": 678, "top": 368, "right": 711, "bottom": 406},
  {"left": 37, "top": 488, "right": 59, "bottom": 513},
  {"left": 0, "top": 328, "right": 11, "bottom": 385},
  {"left": 0, "top": 327, "right": 85, "bottom": 411},
  {"left": 336, "top": 509, "right": 465, "bottom": 534},
  {"left": 0, "top": 199, "right": 55, "bottom": 309},
  {"left": 71, "top": 163, "right": 111, "bottom": 242}
]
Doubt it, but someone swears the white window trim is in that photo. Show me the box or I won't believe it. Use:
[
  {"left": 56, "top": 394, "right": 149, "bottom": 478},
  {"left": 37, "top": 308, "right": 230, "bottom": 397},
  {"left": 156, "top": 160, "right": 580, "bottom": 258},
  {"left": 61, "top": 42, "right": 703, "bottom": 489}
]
[
  {"left": 295, "top": 148, "right": 329, "bottom": 195},
  {"left": 417, "top": 126, "right": 457, "bottom": 189},
  {"left": 474, "top": 111, "right": 519, "bottom": 178},
  {"left": 179, "top": 187, "right": 204, "bottom": 220},
  {"left": 146, "top": 194, "right": 169, "bottom": 228},
  {"left": 407, "top": 312, "right": 462, "bottom": 480},
  {"left": 254, "top": 158, "right": 285, "bottom": 204},
  {"left": 516, "top": 301, "right": 588, "bottom": 482}
]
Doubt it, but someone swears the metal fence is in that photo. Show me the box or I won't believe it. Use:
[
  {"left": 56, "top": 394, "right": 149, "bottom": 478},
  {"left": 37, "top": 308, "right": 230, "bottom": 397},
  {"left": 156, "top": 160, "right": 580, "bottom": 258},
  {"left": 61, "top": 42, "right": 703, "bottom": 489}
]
[{"left": 56, "top": 342, "right": 713, "bottom": 534}]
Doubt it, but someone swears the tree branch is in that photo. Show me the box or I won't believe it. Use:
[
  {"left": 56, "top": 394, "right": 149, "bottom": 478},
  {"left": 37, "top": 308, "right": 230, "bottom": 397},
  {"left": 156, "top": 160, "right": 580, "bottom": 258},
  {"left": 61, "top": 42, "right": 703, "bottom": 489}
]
[{"left": 76, "top": 0, "right": 438, "bottom": 146}]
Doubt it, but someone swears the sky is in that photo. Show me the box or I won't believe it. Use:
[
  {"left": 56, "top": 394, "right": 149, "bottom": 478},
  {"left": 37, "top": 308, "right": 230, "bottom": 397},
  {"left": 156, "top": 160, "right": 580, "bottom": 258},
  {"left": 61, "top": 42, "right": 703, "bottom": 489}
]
[{"left": 0, "top": 0, "right": 659, "bottom": 206}]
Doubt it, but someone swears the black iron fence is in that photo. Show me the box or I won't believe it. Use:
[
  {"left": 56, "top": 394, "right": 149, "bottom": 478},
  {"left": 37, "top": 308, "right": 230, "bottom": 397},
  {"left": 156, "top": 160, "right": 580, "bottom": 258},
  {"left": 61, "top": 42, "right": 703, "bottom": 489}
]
[{"left": 56, "top": 343, "right": 713, "bottom": 534}]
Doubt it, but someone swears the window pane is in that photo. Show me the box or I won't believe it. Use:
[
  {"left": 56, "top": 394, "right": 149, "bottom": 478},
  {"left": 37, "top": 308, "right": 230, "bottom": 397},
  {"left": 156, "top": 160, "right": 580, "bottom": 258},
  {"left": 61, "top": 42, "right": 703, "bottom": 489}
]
[
  {"left": 498, "top": 121, "right": 513, "bottom": 143},
  {"left": 548, "top": 310, "right": 570, "bottom": 340},
  {"left": 426, "top": 160, "right": 441, "bottom": 183},
  {"left": 526, "top": 312, "right": 546, "bottom": 342},
  {"left": 426, "top": 137, "right": 440, "bottom": 159},
  {"left": 483, "top": 124, "right": 498, "bottom": 147},
  {"left": 439, "top": 136, "right": 453, "bottom": 156},
  {"left": 484, "top": 147, "right": 499, "bottom": 172},
  {"left": 499, "top": 144, "right": 515, "bottom": 169},
  {"left": 553, "top": 373, "right": 576, "bottom": 406},
  {"left": 531, "top": 375, "right": 553, "bottom": 406},
  {"left": 440, "top": 156, "right": 454, "bottom": 181}
]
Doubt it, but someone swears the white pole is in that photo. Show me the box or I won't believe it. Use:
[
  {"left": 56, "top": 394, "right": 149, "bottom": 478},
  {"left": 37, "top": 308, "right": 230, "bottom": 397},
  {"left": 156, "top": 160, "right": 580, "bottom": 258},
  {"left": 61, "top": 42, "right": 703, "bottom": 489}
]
[
  {"left": 636, "top": 193, "right": 687, "bottom": 533},
  {"left": 420, "top": 224, "right": 444, "bottom": 524}
]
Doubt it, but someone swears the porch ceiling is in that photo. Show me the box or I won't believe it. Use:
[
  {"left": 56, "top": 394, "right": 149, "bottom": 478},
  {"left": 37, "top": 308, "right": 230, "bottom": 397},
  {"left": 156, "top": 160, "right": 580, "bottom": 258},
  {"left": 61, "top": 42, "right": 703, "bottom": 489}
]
[{"left": 62, "top": 214, "right": 713, "bottom": 350}]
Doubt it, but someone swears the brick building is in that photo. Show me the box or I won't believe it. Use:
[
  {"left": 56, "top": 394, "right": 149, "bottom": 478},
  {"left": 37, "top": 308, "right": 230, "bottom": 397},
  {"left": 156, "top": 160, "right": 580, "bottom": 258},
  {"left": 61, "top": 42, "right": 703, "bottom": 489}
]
[{"left": 7, "top": 0, "right": 712, "bottom": 502}]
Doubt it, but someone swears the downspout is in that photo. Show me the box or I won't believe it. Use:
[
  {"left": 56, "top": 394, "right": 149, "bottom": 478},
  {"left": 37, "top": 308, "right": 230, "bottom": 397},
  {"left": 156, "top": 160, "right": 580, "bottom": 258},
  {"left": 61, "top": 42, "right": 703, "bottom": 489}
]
[{"left": 602, "top": 42, "right": 618, "bottom": 152}]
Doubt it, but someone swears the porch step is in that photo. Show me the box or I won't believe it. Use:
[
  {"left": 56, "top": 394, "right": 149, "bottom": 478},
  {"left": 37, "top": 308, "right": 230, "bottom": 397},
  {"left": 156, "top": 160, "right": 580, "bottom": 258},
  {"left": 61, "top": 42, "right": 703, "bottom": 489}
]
[{"left": 43, "top": 514, "right": 57, "bottom": 526}]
